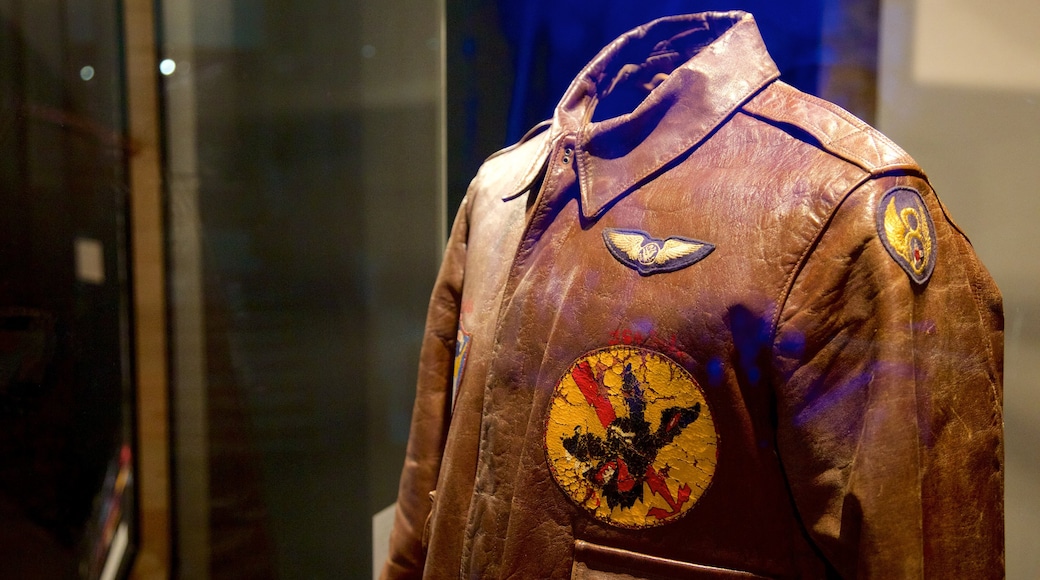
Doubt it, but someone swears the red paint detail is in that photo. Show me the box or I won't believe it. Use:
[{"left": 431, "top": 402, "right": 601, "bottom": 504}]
[
  {"left": 666, "top": 413, "right": 680, "bottom": 434},
  {"left": 608, "top": 327, "right": 685, "bottom": 361},
  {"left": 644, "top": 465, "right": 670, "bottom": 499},
  {"left": 676, "top": 483, "right": 692, "bottom": 506},
  {"left": 644, "top": 466, "right": 692, "bottom": 520},
  {"left": 913, "top": 248, "right": 923, "bottom": 262},
  {"left": 573, "top": 360, "right": 616, "bottom": 428},
  {"left": 615, "top": 458, "right": 635, "bottom": 492},
  {"left": 594, "top": 461, "right": 617, "bottom": 485}
]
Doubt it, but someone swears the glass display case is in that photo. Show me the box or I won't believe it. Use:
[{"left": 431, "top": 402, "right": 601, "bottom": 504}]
[
  {"left": 158, "top": 0, "right": 443, "bottom": 577},
  {"left": 0, "top": 1, "right": 137, "bottom": 578}
]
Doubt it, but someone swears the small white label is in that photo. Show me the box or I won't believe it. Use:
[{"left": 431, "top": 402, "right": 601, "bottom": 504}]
[
  {"left": 99, "top": 522, "right": 129, "bottom": 580},
  {"left": 372, "top": 503, "right": 396, "bottom": 580},
  {"left": 74, "top": 237, "right": 105, "bottom": 284}
]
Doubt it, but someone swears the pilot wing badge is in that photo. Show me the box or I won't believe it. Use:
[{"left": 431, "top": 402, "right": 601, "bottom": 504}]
[{"left": 603, "top": 228, "right": 715, "bottom": 276}]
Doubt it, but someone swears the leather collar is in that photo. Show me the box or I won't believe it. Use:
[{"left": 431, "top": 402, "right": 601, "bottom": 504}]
[{"left": 503, "top": 12, "right": 780, "bottom": 222}]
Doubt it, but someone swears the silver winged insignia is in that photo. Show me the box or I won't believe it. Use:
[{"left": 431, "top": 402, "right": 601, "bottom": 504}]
[
  {"left": 603, "top": 229, "right": 715, "bottom": 275},
  {"left": 606, "top": 231, "right": 706, "bottom": 266}
]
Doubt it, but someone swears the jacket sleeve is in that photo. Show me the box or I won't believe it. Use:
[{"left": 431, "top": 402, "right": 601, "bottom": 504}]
[
  {"left": 380, "top": 197, "right": 470, "bottom": 579},
  {"left": 771, "top": 175, "right": 1004, "bottom": 578}
]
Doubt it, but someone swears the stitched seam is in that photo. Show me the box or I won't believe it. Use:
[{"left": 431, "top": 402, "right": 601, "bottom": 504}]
[
  {"left": 766, "top": 175, "right": 883, "bottom": 578},
  {"left": 768, "top": 173, "right": 872, "bottom": 343},
  {"left": 578, "top": 126, "right": 594, "bottom": 217},
  {"left": 918, "top": 183, "right": 1000, "bottom": 407},
  {"left": 459, "top": 170, "right": 559, "bottom": 577},
  {"left": 781, "top": 86, "right": 907, "bottom": 168},
  {"left": 961, "top": 236, "right": 1003, "bottom": 410},
  {"left": 742, "top": 100, "right": 868, "bottom": 172},
  {"left": 744, "top": 101, "right": 924, "bottom": 179},
  {"left": 930, "top": 183, "right": 973, "bottom": 244},
  {"left": 757, "top": 103, "right": 870, "bottom": 170},
  {"left": 909, "top": 278, "right": 926, "bottom": 580},
  {"left": 767, "top": 174, "right": 871, "bottom": 536},
  {"left": 746, "top": 84, "right": 913, "bottom": 174}
]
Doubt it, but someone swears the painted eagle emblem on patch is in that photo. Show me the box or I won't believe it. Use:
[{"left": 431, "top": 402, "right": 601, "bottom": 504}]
[
  {"left": 877, "top": 187, "right": 937, "bottom": 285},
  {"left": 545, "top": 346, "right": 718, "bottom": 529},
  {"left": 602, "top": 229, "right": 714, "bottom": 276}
]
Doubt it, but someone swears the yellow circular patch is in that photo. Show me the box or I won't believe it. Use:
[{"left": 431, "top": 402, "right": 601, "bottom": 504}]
[{"left": 545, "top": 346, "right": 718, "bottom": 528}]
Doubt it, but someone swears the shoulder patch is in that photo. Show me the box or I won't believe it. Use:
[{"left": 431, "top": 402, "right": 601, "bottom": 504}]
[
  {"left": 545, "top": 346, "right": 718, "bottom": 529},
  {"left": 876, "top": 186, "right": 937, "bottom": 285},
  {"left": 603, "top": 229, "right": 714, "bottom": 276}
]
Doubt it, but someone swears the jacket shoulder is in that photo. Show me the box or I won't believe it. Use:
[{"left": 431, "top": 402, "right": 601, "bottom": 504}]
[
  {"left": 742, "top": 81, "right": 919, "bottom": 176},
  {"left": 473, "top": 120, "right": 553, "bottom": 202}
]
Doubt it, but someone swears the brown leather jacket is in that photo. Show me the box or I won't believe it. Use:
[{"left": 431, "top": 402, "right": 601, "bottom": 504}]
[{"left": 382, "top": 11, "right": 1004, "bottom": 579}]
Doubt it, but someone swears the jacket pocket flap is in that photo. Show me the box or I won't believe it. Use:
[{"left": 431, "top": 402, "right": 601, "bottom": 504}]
[{"left": 571, "top": 539, "right": 771, "bottom": 580}]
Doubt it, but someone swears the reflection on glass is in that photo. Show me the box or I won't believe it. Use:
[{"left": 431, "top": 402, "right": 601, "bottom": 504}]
[
  {"left": 0, "top": 0, "right": 136, "bottom": 578},
  {"left": 159, "top": 0, "right": 443, "bottom": 577}
]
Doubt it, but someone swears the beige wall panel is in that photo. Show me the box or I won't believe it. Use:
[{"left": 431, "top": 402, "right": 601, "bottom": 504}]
[{"left": 913, "top": 0, "right": 1040, "bottom": 91}]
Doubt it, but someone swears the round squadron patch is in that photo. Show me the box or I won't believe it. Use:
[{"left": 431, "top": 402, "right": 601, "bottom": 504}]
[
  {"left": 877, "top": 186, "right": 937, "bottom": 285},
  {"left": 545, "top": 346, "right": 718, "bottom": 528}
]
